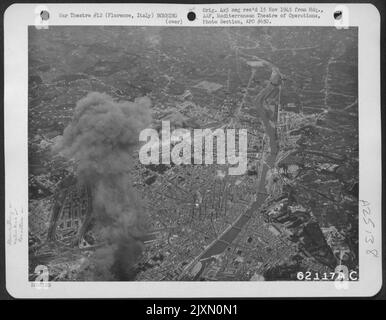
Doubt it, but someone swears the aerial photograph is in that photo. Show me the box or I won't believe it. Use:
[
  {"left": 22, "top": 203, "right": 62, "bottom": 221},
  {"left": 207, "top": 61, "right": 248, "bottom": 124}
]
[{"left": 28, "top": 26, "right": 358, "bottom": 281}]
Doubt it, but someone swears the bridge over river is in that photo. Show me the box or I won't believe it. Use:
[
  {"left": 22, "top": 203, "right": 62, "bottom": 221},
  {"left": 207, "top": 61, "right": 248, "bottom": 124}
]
[{"left": 179, "top": 64, "right": 282, "bottom": 280}]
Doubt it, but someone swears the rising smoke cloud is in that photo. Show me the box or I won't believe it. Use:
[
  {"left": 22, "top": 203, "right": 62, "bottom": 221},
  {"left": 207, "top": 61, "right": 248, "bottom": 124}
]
[{"left": 54, "top": 92, "right": 152, "bottom": 280}]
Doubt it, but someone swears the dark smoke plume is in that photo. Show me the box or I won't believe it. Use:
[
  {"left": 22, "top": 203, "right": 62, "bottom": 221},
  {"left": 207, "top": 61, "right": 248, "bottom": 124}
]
[{"left": 54, "top": 92, "right": 152, "bottom": 280}]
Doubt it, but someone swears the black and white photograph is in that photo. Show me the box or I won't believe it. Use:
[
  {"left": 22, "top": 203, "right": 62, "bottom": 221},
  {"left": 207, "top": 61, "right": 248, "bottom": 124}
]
[
  {"left": 27, "top": 26, "right": 359, "bottom": 281},
  {"left": 3, "top": 3, "right": 382, "bottom": 298}
]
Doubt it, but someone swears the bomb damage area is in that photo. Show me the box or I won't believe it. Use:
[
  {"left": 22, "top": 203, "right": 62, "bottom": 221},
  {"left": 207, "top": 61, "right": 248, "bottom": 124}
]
[{"left": 28, "top": 27, "right": 358, "bottom": 281}]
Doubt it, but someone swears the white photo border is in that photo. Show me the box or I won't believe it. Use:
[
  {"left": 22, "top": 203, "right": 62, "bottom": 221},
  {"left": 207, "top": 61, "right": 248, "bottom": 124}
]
[{"left": 4, "top": 3, "right": 382, "bottom": 298}]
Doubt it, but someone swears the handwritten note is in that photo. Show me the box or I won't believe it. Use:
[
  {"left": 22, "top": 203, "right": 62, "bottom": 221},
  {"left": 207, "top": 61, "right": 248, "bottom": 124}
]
[
  {"left": 360, "top": 200, "right": 378, "bottom": 258},
  {"left": 6, "top": 204, "right": 25, "bottom": 245}
]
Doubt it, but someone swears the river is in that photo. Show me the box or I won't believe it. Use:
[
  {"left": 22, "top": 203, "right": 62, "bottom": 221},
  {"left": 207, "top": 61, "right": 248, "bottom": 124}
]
[{"left": 181, "top": 64, "right": 282, "bottom": 280}]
